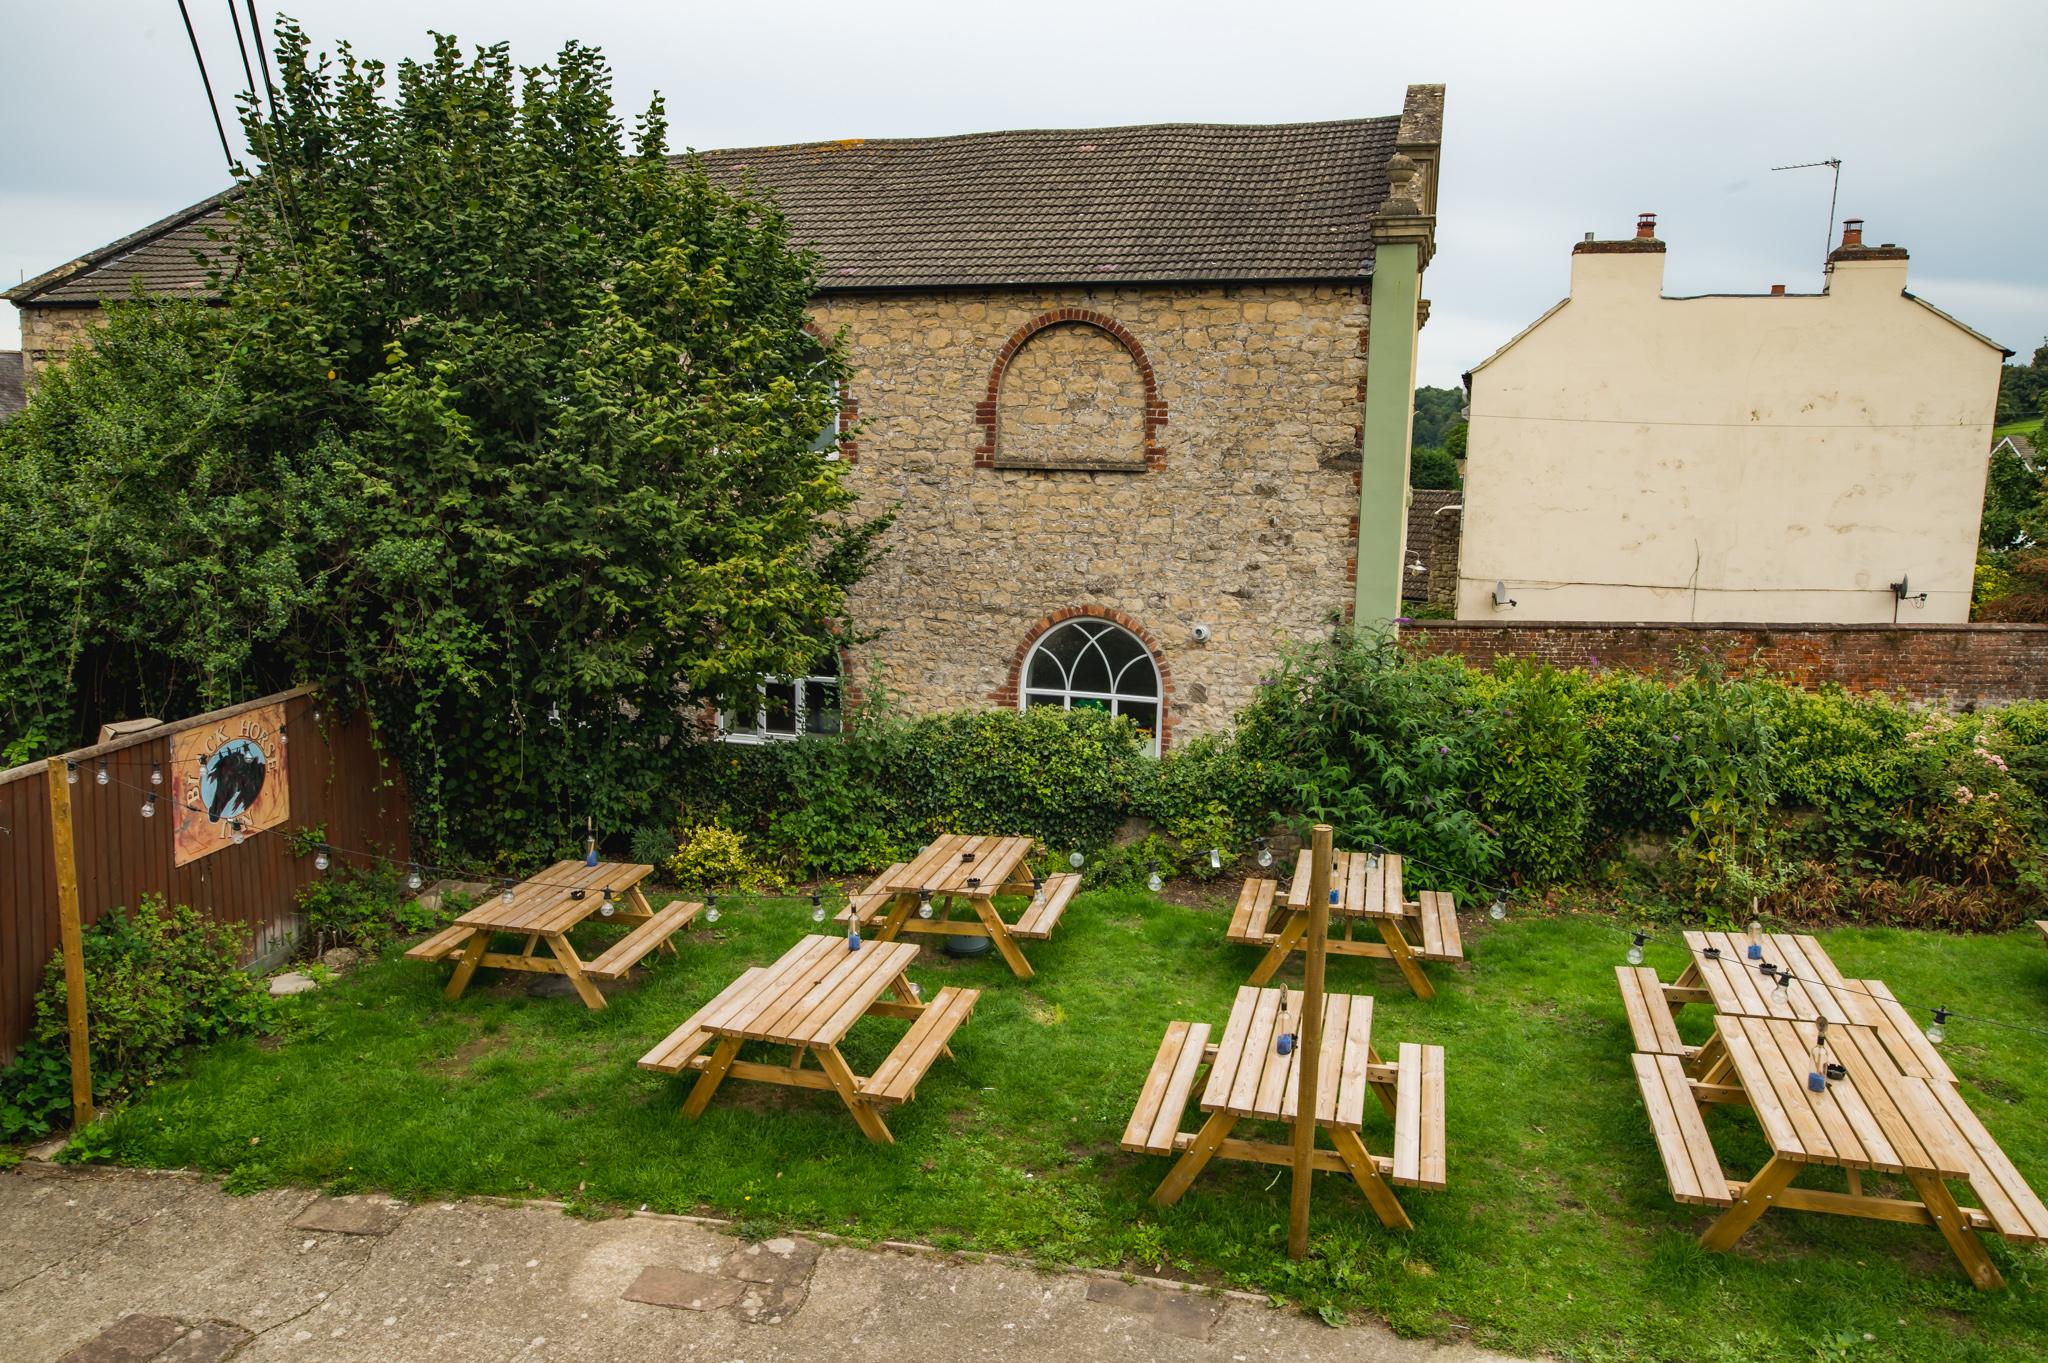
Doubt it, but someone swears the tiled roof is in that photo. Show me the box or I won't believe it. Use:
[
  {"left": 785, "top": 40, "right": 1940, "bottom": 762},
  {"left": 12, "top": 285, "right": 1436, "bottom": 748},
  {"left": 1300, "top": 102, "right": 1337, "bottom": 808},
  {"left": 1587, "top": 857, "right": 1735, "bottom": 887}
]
[
  {"left": 1403, "top": 488, "right": 1463, "bottom": 603},
  {"left": 692, "top": 118, "right": 1400, "bottom": 289},
  {"left": 8, "top": 117, "right": 1400, "bottom": 305},
  {"left": 0, "top": 351, "right": 22, "bottom": 423},
  {"left": 7, "top": 191, "right": 237, "bottom": 305}
]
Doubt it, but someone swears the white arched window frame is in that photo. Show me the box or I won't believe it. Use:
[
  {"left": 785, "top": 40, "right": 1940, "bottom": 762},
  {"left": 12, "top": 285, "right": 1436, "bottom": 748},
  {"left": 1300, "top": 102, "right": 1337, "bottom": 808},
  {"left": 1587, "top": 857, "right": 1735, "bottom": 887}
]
[{"left": 1019, "top": 618, "right": 1162, "bottom": 756}]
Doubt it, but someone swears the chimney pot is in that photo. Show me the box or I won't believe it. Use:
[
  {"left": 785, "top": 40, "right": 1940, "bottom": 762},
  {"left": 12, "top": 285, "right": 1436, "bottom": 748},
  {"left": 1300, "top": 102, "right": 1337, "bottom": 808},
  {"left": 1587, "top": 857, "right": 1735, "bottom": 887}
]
[
  {"left": 1840, "top": 218, "right": 1864, "bottom": 248},
  {"left": 1636, "top": 213, "right": 1658, "bottom": 239},
  {"left": 1770, "top": 284, "right": 1786, "bottom": 296}
]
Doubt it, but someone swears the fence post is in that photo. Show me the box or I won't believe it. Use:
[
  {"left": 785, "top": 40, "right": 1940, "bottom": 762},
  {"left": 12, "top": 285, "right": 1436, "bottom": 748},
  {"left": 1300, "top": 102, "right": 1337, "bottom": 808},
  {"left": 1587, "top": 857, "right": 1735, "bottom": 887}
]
[{"left": 44, "top": 757, "right": 94, "bottom": 1127}]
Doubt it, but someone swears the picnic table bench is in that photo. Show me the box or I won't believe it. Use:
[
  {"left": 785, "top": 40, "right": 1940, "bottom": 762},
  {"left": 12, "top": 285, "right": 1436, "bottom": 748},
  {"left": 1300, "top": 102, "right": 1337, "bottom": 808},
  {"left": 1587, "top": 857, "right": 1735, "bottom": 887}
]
[
  {"left": 832, "top": 834, "right": 1080, "bottom": 978},
  {"left": 1227, "top": 850, "right": 1462, "bottom": 998},
  {"left": 406, "top": 860, "right": 696, "bottom": 1009},
  {"left": 638, "top": 935, "right": 977, "bottom": 1143},
  {"left": 1122, "top": 985, "right": 1445, "bottom": 1228},
  {"left": 1620, "top": 930, "right": 2048, "bottom": 1289}
]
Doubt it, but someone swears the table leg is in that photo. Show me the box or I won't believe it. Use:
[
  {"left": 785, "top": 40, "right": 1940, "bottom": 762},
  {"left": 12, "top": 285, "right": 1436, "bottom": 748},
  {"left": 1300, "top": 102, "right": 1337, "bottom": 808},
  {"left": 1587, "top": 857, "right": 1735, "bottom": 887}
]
[
  {"left": 815, "top": 1046, "right": 894, "bottom": 1144},
  {"left": 1700, "top": 1154, "right": 1799, "bottom": 1252},
  {"left": 1904, "top": 1172, "right": 2006, "bottom": 1291},
  {"left": 544, "top": 932, "right": 607, "bottom": 1010},
  {"left": 1327, "top": 1126, "right": 1413, "bottom": 1230},
  {"left": 1150, "top": 1111, "right": 1238, "bottom": 1207},
  {"left": 1365, "top": 1043, "right": 1399, "bottom": 1119},
  {"left": 444, "top": 930, "right": 490, "bottom": 1000},
  {"left": 1247, "top": 912, "right": 1307, "bottom": 986},
  {"left": 875, "top": 893, "right": 915, "bottom": 943},
  {"left": 1372, "top": 917, "right": 1434, "bottom": 1000},
  {"left": 972, "top": 896, "right": 1034, "bottom": 979},
  {"left": 626, "top": 885, "right": 677, "bottom": 955},
  {"left": 1690, "top": 1030, "right": 1729, "bottom": 1083},
  {"left": 683, "top": 1036, "right": 742, "bottom": 1118}
]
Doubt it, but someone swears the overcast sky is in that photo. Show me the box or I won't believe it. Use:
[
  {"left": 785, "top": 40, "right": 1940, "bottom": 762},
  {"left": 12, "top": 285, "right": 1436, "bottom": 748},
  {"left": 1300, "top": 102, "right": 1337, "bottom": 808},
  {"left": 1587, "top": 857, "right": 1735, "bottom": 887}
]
[{"left": 4, "top": 1, "right": 2043, "bottom": 386}]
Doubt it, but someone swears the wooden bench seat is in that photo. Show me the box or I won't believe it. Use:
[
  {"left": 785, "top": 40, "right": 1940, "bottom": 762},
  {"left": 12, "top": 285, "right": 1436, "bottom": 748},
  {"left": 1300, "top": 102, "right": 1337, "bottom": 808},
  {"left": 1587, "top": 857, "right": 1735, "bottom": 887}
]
[
  {"left": 864, "top": 986, "right": 979, "bottom": 1103},
  {"left": 1121, "top": 1020, "right": 1213, "bottom": 1156},
  {"left": 638, "top": 968, "right": 764, "bottom": 1074},
  {"left": 1616, "top": 966, "right": 1691, "bottom": 1057},
  {"left": 2036, "top": 920, "right": 2048, "bottom": 946},
  {"left": 1410, "top": 891, "right": 1464, "bottom": 962},
  {"left": 585, "top": 899, "right": 700, "bottom": 980},
  {"left": 1391, "top": 1042, "right": 1447, "bottom": 1189},
  {"left": 1631, "top": 1051, "right": 1733, "bottom": 1207},
  {"left": 1011, "top": 872, "right": 1080, "bottom": 940},
  {"left": 404, "top": 923, "right": 474, "bottom": 962},
  {"left": 1226, "top": 879, "right": 1278, "bottom": 945},
  {"left": 1928, "top": 1079, "right": 2048, "bottom": 1244},
  {"left": 834, "top": 864, "right": 908, "bottom": 927}
]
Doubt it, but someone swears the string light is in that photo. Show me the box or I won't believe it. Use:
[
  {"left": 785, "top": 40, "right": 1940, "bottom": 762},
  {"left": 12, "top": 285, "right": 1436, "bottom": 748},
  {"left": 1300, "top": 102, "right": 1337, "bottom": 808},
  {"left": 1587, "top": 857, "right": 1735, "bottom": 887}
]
[
  {"left": 600, "top": 888, "right": 615, "bottom": 918},
  {"left": 406, "top": 863, "right": 423, "bottom": 892},
  {"left": 1146, "top": 861, "right": 1163, "bottom": 894},
  {"left": 95, "top": 759, "right": 109, "bottom": 786},
  {"left": 917, "top": 889, "right": 934, "bottom": 920},
  {"left": 811, "top": 891, "right": 825, "bottom": 924},
  {"left": 141, "top": 795, "right": 155, "bottom": 819},
  {"left": 501, "top": 879, "right": 516, "bottom": 905},
  {"left": 1926, "top": 1007, "right": 1948, "bottom": 1045},
  {"left": 1626, "top": 931, "right": 1646, "bottom": 966},
  {"left": 230, "top": 820, "right": 246, "bottom": 845},
  {"left": 314, "top": 846, "right": 330, "bottom": 871},
  {"left": 149, "top": 762, "right": 163, "bottom": 787},
  {"left": 1208, "top": 847, "right": 1222, "bottom": 871},
  {"left": 704, "top": 893, "right": 720, "bottom": 924},
  {"left": 1068, "top": 850, "right": 1086, "bottom": 869},
  {"left": 66, "top": 762, "right": 78, "bottom": 785},
  {"left": 1488, "top": 891, "right": 1507, "bottom": 921},
  {"left": 1255, "top": 837, "right": 1274, "bottom": 869}
]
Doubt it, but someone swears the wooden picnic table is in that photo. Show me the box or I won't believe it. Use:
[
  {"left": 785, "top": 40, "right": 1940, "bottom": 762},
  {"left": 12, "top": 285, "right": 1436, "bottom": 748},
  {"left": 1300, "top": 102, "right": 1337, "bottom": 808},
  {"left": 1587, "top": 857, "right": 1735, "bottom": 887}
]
[
  {"left": 405, "top": 860, "right": 697, "bottom": 1010},
  {"left": 1226, "top": 850, "right": 1463, "bottom": 998},
  {"left": 1121, "top": 985, "right": 1446, "bottom": 1227},
  {"left": 1621, "top": 932, "right": 2048, "bottom": 1288},
  {"left": 834, "top": 834, "right": 1081, "bottom": 979},
  {"left": 638, "top": 935, "right": 977, "bottom": 1143}
]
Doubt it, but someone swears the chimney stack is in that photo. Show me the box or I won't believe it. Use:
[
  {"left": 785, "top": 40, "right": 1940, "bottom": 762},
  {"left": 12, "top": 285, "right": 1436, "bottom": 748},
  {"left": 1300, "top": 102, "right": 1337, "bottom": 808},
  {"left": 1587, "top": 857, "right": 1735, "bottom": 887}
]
[
  {"left": 1839, "top": 218, "right": 1863, "bottom": 249},
  {"left": 1770, "top": 284, "right": 1786, "bottom": 296},
  {"left": 1636, "top": 212, "right": 1658, "bottom": 239}
]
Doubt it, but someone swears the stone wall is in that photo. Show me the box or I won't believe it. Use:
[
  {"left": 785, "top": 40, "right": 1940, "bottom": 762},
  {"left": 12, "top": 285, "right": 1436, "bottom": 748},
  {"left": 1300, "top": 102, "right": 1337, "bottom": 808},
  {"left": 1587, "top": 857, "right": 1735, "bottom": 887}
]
[
  {"left": 17, "top": 305, "right": 101, "bottom": 388},
  {"left": 815, "top": 283, "right": 1371, "bottom": 746},
  {"left": 1404, "top": 620, "right": 2048, "bottom": 708},
  {"left": 991, "top": 320, "right": 1148, "bottom": 471}
]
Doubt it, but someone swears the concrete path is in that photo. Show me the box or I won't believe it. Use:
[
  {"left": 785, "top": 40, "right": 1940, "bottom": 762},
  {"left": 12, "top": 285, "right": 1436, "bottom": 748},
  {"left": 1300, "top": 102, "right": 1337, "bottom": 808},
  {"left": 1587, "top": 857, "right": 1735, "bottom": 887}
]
[{"left": 0, "top": 1163, "right": 1521, "bottom": 1363}]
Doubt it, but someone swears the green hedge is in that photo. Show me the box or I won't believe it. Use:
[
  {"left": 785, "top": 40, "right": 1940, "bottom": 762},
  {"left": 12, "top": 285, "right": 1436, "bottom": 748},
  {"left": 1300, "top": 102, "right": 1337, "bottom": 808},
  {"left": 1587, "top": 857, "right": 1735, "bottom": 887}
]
[{"left": 651, "top": 633, "right": 2048, "bottom": 926}]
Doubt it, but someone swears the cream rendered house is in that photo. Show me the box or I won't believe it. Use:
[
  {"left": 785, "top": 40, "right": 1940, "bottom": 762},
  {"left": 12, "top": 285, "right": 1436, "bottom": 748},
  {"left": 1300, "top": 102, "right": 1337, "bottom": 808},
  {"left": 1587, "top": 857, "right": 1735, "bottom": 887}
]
[{"left": 1457, "top": 217, "right": 2009, "bottom": 624}]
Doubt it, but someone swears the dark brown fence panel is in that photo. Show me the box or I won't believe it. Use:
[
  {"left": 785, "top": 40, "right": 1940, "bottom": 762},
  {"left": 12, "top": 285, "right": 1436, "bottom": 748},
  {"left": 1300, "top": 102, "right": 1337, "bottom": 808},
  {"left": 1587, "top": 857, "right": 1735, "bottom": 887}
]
[{"left": 0, "top": 685, "right": 411, "bottom": 1064}]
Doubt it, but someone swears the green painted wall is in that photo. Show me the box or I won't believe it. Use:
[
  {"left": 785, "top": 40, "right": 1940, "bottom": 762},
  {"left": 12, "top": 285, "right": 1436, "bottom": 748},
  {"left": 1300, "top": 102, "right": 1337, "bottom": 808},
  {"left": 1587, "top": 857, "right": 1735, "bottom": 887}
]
[{"left": 1355, "top": 241, "right": 1420, "bottom": 626}]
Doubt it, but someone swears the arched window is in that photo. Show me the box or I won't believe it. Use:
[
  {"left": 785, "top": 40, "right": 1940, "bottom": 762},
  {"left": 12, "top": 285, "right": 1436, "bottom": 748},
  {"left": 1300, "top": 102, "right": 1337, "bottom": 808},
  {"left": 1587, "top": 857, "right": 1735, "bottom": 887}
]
[{"left": 1020, "top": 618, "right": 1161, "bottom": 755}]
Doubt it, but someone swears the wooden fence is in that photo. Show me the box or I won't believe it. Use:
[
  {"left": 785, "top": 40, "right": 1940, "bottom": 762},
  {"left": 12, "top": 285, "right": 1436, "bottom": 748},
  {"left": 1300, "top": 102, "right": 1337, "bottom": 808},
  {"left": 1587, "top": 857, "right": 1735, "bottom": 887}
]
[{"left": 0, "top": 685, "right": 411, "bottom": 1064}]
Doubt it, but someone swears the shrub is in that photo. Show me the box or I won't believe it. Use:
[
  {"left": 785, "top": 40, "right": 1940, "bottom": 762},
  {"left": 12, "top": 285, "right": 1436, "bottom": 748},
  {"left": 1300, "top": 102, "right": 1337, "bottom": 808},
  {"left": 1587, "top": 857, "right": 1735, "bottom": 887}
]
[
  {"left": 298, "top": 864, "right": 436, "bottom": 955},
  {"left": 666, "top": 822, "right": 780, "bottom": 892},
  {"left": 0, "top": 897, "right": 279, "bottom": 1138},
  {"left": 1473, "top": 662, "right": 1589, "bottom": 883}
]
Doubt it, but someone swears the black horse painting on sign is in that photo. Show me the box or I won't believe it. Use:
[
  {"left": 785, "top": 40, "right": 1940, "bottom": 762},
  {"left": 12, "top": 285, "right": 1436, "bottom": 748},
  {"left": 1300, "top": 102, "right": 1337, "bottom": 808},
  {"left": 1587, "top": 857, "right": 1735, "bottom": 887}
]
[
  {"left": 172, "top": 701, "right": 290, "bottom": 865},
  {"left": 202, "top": 739, "right": 267, "bottom": 822}
]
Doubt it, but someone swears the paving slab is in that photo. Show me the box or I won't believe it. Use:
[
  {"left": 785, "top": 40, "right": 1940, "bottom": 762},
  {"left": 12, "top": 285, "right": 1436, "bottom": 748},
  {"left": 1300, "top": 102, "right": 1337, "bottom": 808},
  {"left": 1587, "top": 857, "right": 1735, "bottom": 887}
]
[
  {"left": 0, "top": 1165, "right": 1527, "bottom": 1363},
  {"left": 289, "top": 1196, "right": 407, "bottom": 1237},
  {"left": 621, "top": 1265, "right": 747, "bottom": 1312},
  {"left": 1085, "top": 1277, "right": 1224, "bottom": 1341},
  {"left": 54, "top": 1313, "right": 184, "bottom": 1363}
]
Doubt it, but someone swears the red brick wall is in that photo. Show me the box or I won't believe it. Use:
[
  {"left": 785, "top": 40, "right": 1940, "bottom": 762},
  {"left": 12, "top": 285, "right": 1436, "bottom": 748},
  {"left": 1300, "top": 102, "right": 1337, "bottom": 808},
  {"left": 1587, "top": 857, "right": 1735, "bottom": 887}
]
[{"left": 1404, "top": 621, "right": 2048, "bottom": 708}]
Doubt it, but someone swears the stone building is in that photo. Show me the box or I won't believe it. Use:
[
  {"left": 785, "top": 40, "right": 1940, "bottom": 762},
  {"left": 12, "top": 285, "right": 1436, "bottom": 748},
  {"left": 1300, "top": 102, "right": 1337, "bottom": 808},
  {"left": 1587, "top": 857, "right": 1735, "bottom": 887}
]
[
  {"left": 6, "top": 88, "right": 1445, "bottom": 751},
  {"left": 1457, "top": 214, "right": 2008, "bottom": 625}
]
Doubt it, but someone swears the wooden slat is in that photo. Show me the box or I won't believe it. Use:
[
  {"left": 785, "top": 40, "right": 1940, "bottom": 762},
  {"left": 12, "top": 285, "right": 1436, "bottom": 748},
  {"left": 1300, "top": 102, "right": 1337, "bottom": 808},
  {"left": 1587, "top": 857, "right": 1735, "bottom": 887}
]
[
  {"left": 1227, "top": 988, "right": 1286, "bottom": 1115},
  {"left": 1391, "top": 1042, "right": 1447, "bottom": 1190},
  {"left": 1616, "top": 966, "right": 1687, "bottom": 1055},
  {"left": 586, "top": 899, "right": 700, "bottom": 979},
  {"left": 1226, "top": 878, "right": 1276, "bottom": 944},
  {"left": 1927, "top": 1080, "right": 2048, "bottom": 1242},
  {"left": 1332, "top": 993, "right": 1376, "bottom": 1129},
  {"left": 1855, "top": 979, "right": 1956, "bottom": 1084},
  {"left": 1717, "top": 1017, "right": 1808, "bottom": 1158},
  {"left": 1384, "top": 855, "right": 1405, "bottom": 918},
  {"left": 1124, "top": 1021, "right": 1205, "bottom": 1153},
  {"left": 1012, "top": 872, "right": 1080, "bottom": 940},
  {"left": 1631, "top": 1051, "right": 1733, "bottom": 1206},
  {"left": 1414, "top": 891, "right": 1463, "bottom": 961},
  {"left": 865, "top": 986, "right": 979, "bottom": 1102},
  {"left": 1279, "top": 994, "right": 1347, "bottom": 1123},
  {"left": 1284, "top": 848, "right": 1312, "bottom": 909},
  {"left": 1198, "top": 987, "right": 1263, "bottom": 1109},
  {"left": 1250, "top": 989, "right": 1301, "bottom": 1116},
  {"left": 405, "top": 923, "right": 475, "bottom": 962},
  {"left": 798, "top": 943, "right": 923, "bottom": 1046}
]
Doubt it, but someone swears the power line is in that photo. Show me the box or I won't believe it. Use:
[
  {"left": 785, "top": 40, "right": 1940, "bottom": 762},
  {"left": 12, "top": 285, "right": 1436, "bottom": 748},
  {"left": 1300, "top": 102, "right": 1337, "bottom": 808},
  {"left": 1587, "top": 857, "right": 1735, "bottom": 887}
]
[
  {"left": 243, "top": 1, "right": 282, "bottom": 126},
  {"left": 173, "top": 0, "right": 237, "bottom": 174},
  {"left": 225, "top": 0, "right": 260, "bottom": 112}
]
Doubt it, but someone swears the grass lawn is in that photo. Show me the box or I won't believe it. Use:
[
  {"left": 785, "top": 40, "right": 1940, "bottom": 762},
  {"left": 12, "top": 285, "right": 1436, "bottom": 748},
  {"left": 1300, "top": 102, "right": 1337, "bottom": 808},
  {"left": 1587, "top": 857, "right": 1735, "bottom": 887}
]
[
  {"left": 89, "top": 887, "right": 2048, "bottom": 1362},
  {"left": 1994, "top": 415, "right": 2042, "bottom": 443}
]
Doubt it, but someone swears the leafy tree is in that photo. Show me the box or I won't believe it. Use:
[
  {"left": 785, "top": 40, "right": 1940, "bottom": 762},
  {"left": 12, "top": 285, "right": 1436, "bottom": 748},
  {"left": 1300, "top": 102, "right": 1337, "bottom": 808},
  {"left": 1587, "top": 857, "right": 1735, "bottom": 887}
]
[
  {"left": 1411, "top": 384, "right": 1464, "bottom": 449},
  {"left": 1442, "top": 422, "right": 1467, "bottom": 461},
  {"left": 1995, "top": 339, "right": 2048, "bottom": 426},
  {"left": 1410, "top": 445, "right": 1461, "bottom": 489},
  {"left": 1980, "top": 440, "right": 2044, "bottom": 552},
  {"left": 0, "top": 24, "right": 884, "bottom": 858}
]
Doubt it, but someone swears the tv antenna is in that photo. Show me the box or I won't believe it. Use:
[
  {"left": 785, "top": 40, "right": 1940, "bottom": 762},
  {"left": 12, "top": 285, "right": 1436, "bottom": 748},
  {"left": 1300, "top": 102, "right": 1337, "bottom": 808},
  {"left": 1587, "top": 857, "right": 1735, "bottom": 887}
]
[{"left": 1771, "top": 157, "right": 1843, "bottom": 264}]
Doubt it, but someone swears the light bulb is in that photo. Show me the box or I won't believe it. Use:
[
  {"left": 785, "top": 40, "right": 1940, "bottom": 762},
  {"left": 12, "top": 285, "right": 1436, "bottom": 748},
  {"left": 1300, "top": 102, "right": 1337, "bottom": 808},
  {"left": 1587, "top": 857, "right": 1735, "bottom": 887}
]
[
  {"left": 811, "top": 892, "right": 825, "bottom": 923},
  {"left": 1626, "top": 932, "right": 1645, "bottom": 967},
  {"left": 549, "top": 702, "right": 562, "bottom": 724},
  {"left": 95, "top": 761, "right": 108, "bottom": 786},
  {"left": 1030, "top": 875, "right": 1045, "bottom": 908},
  {"left": 65, "top": 763, "right": 78, "bottom": 785},
  {"left": 1488, "top": 895, "right": 1506, "bottom": 921},
  {"left": 1772, "top": 973, "right": 1790, "bottom": 1008},
  {"left": 600, "top": 890, "right": 615, "bottom": 918},
  {"left": 705, "top": 896, "right": 720, "bottom": 924},
  {"left": 1208, "top": 848, "right": 1222, "bottom": 870},
  {"left": 1146, "top": 871, "right": 1163, "bottom": 893},
  {"left": 1926, "top": 1007, "right": 1948, "bottom": 1045},
  {"left": 150, "top": 763, "right": 163, "bottom": 787},
  {"left": 1367, "top": 844, "right": 1381, "bottom": 871},
  {"left": 231, "top": 824, "right": 246, "bottom": 845},
  {"left": 909, "top": 981, "right": 923, "bottom": 1000},
  {"left": 141, "top": 797, "right": 155, "bottom": 819},
  {"left": 918, "top": 891, "right": 934, "bottom": 920},
  {"left": 1068, "top": 850, "right": 1085, "bottom": 869},
  {"left": 1257, "top": 845, "right": 1274, "bottom": 869},
  {"left": 314, "top": 848, "right": 330, "bottom": 871},
  {"left": 406, "top": 864, "right": 423, "bottom": 892},
  {"left": 311, "top": 707, "right": 322, "bottom": 723}
]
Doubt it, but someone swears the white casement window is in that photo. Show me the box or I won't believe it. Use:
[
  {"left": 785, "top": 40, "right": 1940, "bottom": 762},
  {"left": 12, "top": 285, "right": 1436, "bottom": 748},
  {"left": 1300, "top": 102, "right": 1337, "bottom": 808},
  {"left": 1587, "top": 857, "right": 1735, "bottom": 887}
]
[
  {"left": 812, "top": 376, "right": 842, "bottom": 461},
  {"left": 1019, "top": 618, "right": 1162, "bottom": 756},
  {"left": 721, "top": 654, "right": 842, "bottom": 743}
]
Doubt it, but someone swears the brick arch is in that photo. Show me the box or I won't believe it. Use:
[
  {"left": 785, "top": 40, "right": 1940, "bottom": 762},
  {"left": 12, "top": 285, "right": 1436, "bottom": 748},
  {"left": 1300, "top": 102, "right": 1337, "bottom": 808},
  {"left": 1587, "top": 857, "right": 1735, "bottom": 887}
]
[
  {"left": 974, "top": 310, "right": 1168, "bottom": 471},
  {"left": 991, "top": 606, "right": 1175, "bottom": 751}
]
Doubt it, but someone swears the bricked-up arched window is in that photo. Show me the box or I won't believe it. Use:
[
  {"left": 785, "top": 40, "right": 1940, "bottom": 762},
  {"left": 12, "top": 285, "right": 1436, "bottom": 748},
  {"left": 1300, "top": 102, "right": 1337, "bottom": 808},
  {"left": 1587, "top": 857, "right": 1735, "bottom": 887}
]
[{"left": 1020, "top": 619, "right": 1162, "bottom": 756}]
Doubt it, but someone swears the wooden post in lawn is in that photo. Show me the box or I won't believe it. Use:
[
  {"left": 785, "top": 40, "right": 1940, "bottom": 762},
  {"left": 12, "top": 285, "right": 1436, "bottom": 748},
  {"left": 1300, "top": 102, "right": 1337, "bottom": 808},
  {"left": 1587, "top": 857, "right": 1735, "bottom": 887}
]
[
  {"left": 1289, "top": 822, "right": 1334, "bottom": 1259},
  {"left": 44, "top": 757, "right": 94, "bottom": 1128}
]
